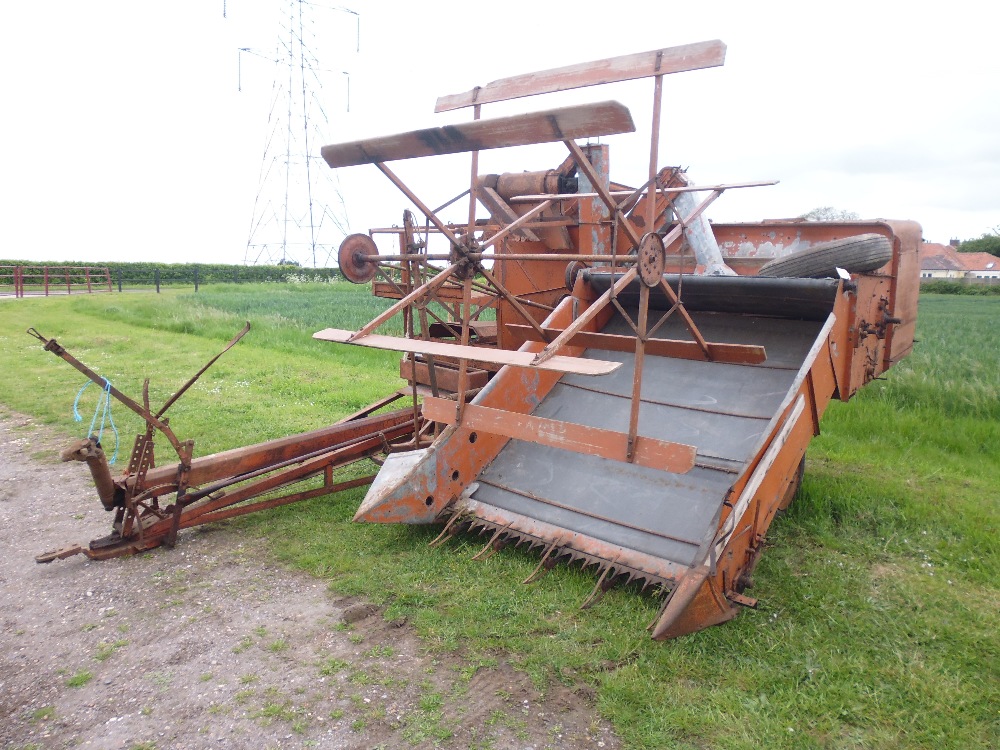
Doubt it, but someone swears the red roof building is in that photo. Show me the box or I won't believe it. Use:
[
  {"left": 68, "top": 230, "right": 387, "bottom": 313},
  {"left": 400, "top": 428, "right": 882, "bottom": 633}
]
[{"left": 919, "top": 244, "right": 1000, "bottom": 279}]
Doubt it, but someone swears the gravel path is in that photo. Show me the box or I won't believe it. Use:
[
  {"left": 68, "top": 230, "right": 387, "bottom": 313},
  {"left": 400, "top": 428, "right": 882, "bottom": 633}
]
[{"left": 0, "top": 414, "right": 619, "bottom": 750}]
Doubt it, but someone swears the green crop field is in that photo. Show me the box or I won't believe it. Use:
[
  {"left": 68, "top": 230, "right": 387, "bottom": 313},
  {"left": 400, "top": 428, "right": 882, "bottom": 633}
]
[{"left": 1, "top": 287, "right": 997, "bottom": 749}]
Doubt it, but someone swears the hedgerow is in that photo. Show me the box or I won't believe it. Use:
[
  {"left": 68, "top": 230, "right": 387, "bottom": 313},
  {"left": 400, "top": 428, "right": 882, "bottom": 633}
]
[{"left": 0, "top": 259, "right": 341, "bottom": 284}]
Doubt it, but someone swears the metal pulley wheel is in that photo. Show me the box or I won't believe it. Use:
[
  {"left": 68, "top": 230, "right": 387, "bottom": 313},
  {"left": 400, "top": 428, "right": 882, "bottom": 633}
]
[
  {"left": 338, "top": 233, "right": 380, "bottom": 284},
  {"left": 637, "top": 233, "right": 666, "bottom": 287},
  {"left": 565, "top": 260, "right": 587, "bottom": 291}
]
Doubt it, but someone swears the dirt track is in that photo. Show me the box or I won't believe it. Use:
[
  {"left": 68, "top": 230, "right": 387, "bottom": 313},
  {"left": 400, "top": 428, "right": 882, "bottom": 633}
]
[{"left": 0, "top": 414, "right": 618, "bottom": 750}]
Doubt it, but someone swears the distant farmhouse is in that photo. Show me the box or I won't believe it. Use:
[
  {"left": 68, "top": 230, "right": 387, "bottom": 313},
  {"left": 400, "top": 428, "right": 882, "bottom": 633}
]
[{"left": 920, "top": 241, "right": 1000, "bottom": 280}]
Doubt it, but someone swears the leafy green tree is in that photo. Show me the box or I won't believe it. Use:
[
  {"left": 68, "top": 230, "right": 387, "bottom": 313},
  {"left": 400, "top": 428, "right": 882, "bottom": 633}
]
[
  {"left": 798, "top": 206, "right": 860, "bottom": 221},
  {"left": 958, "top": 227, "right": 1000, "bottom": 258}
]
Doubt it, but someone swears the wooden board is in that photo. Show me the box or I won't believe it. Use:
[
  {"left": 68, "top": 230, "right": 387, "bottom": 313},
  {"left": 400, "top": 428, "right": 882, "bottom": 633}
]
[
  {"left": 313, "top": 329, "right": 621, "bottom": 376},
  {"left": 422, "top": 398, "right": 696, "bottom": 474},
  {"left": 435, "top": 41, "right": 726, "bottom": 112},
  {"left": 321, "top": 101, "right": 635, "bottom": 168},
  {"left": 506, "top": 325, "right": 766, "bottom": 365}
]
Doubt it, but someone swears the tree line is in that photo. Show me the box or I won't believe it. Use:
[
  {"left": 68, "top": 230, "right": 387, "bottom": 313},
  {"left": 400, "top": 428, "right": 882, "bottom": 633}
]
[
  {"left": 0, "top": 260, "right": 340, "bottom": 285},
  {"left": 956, "top": 228, "right": 1000, "bottom": 257}
]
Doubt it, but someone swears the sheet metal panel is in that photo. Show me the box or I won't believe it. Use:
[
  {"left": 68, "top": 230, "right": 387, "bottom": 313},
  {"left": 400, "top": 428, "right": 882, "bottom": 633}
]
[{"left": 474, "top": 443, "right": 731, "bottom": 566}]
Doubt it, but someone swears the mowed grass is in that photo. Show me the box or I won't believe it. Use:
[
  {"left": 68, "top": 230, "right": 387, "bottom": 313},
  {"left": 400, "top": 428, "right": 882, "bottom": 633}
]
[{"left": 1, "top": 287, "right": 997, "bottom": 749}]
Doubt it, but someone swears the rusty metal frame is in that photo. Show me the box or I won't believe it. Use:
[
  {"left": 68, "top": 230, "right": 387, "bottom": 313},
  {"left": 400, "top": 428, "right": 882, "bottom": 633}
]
[
  {"left": 310, "top": 45, "right": 777, "bottom": 571},
  {"left": 318, "top": 91, "right": 762, "bottom": 452},
  {"left": 31, "top": 325, "right": 420, "bottom": 562},
  {"left": 36, "top": 406, "right": 419, "bottom": 562}
]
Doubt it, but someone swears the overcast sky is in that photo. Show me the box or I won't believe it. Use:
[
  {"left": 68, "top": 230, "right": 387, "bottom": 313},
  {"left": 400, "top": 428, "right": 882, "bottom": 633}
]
[{"left": 2, "top": 1, "right": 996, "bottom": 265}]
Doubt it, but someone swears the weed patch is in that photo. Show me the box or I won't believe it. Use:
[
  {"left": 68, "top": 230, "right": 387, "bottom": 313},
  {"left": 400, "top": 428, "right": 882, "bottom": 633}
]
[{"left": 65, "top": 671, "right": 93, "bottom": 688}]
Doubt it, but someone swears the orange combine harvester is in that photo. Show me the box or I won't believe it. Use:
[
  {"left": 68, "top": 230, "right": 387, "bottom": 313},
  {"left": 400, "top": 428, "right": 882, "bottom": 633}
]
[{"left": 33, "top": 41, "right": 919, "bottom": 639}]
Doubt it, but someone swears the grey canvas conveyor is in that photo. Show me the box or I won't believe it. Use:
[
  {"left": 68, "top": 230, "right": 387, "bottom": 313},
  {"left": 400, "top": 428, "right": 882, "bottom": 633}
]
[{"left": 462, "top": 275, "right": 840, "bottom": 586}]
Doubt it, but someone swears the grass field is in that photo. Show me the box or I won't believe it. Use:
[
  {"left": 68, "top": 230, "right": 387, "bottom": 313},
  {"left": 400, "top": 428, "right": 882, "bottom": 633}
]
[{"left": 1, "top": 287, "right": 997, "bottom": 749}]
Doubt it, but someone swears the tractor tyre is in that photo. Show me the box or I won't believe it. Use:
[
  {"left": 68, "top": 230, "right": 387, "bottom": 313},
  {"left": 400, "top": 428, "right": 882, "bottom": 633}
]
[{"left": 757, "top": 233, "right": 893, "bottom": 278}]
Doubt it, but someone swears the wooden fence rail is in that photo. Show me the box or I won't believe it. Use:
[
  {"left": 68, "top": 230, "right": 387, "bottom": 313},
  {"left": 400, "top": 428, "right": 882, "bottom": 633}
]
[{"left": 0, "top": 266, "right": 113, "bottom": 298}]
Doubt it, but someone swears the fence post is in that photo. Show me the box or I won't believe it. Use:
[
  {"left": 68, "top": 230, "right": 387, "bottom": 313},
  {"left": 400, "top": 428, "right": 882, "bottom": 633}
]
[
  {"left": 233, "top": 268, "right": 239, "bottom": 284},
  {"left": 15, "top": 266, "right": 22, "bottom": 298},
  {"left": 65, "top": 268, "right": 71, "bottom": 295},
  {"left": 44, "top": 266, "right": 50, "bottom": 297},
  {"left": 85, "top": 267, "right": 93, "bottom": 293},
  {"left": 118, "top": 268, "right": 123, "bottom": 293},
  {"left": 155, "top": 269, "right": 161, "bottom": 293},
  {"left": 194, "top": 266, "right": 199, "bottom": 293}
]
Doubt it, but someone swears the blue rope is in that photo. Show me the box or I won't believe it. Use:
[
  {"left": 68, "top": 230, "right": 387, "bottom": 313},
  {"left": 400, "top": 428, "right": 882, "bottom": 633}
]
[
  {"left": 71, "top": 380, "right": 90, "bottom": 422},
  {"left": 72, "top": 378, "right": 119, "bottom": 464}
]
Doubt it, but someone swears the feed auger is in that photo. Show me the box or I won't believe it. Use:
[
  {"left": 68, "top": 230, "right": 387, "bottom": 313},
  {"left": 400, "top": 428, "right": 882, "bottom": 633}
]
[{"left": 33, "top": 41, "right": 920, "bottom": 639}]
